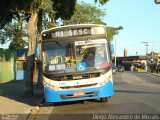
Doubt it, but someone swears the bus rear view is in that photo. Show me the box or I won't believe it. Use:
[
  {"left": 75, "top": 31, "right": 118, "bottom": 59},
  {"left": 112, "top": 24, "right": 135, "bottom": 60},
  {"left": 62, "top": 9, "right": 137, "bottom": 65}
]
[{"left": 41, "top": 24, "right": 114, "bottom": 103}]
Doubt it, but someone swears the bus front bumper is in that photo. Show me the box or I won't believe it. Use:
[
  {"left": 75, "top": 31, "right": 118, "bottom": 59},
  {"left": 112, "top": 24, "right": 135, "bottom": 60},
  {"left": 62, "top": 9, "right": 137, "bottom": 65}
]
[{"left": 44, "top": 80, "right": 114, "bottom": 102}]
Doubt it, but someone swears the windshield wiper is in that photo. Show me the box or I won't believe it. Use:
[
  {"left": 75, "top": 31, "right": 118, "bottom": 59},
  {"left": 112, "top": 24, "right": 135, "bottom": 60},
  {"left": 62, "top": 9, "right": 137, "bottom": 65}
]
[{"left": 54, "top": 40, "right": 64, "bottom": 48}]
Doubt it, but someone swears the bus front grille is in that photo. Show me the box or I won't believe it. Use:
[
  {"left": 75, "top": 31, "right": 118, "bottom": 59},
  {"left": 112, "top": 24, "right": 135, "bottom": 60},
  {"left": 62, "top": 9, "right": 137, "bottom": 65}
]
[
  {"left": 44, "top": 72, "right": 101, "bottom": 81},
  {"left": 60, "top": 83, "right": 97, "bottom": 89}
]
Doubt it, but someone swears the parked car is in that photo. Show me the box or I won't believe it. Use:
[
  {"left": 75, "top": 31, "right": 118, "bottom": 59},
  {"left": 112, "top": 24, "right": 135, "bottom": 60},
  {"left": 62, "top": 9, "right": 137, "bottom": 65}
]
[{"left": 117, "top": 66, "right": 125, "bottom": 72}]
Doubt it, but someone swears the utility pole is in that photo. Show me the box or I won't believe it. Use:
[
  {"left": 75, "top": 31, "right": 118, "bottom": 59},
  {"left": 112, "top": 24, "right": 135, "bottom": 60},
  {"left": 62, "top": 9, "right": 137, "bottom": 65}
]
[
  {"left": 114, "top": 39, "right": 117, "bottom": 66},
  {"left": 141, "top": 42, "right": 148, "bottom": 55}
]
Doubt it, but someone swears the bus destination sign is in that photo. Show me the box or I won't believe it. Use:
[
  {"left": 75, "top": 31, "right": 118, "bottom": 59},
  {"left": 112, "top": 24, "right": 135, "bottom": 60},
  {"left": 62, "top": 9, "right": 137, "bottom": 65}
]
[{"left": 51, "top": 28, "right": 91, "bottom": 38}]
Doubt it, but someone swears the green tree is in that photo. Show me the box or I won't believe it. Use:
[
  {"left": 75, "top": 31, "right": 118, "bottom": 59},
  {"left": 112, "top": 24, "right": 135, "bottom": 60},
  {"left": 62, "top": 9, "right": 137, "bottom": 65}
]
[
  {"left": 62, "top": 2, "right": 106, "bottom": 25},
  {"left": 9, "top": 31, "right": 27, "bottom": 49},
  {"left": 106, "top": 26, "right": 123, "bottom": 42},
  {"left": 0, "top": 15, "right": 28, "bottom": 49}
]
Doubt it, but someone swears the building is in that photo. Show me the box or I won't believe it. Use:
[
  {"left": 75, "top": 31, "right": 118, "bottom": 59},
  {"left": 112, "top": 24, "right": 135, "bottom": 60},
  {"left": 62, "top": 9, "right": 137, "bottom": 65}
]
[
  {"left": 0, "top": 48, "right": 39, "bottom": 83},
  {"left": 16, "top": 48, "right": 28, "bottom": 80},
  {"left": 113, "top": 48, "right": 147, "bottom": 72},
  {"left": 0, "top": 49, "right": 16, "bottom": 83},
  {"left": 114, "top": 56, "right": 147, "bottom": 71}
]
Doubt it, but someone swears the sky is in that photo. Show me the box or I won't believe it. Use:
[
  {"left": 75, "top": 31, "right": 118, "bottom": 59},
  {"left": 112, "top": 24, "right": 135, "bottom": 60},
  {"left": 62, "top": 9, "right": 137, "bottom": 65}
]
[{"left": 81, "top": 0, "right": 160, "bottom": 56}]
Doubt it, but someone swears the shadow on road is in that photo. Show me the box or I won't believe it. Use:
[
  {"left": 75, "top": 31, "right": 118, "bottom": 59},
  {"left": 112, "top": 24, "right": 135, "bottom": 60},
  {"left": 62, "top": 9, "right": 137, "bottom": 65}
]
[
  {"left": 42, "top": 98, "right": 104, "bottom": 107},
  {"left": 0, "top": 80, "right": 44, "bottom": 106}
]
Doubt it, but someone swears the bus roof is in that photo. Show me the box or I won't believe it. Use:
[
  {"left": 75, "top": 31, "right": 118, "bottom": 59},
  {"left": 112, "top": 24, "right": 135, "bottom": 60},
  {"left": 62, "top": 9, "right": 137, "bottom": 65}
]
[{"left": 41, "top": 24, "right": 106, "bottom": 34}]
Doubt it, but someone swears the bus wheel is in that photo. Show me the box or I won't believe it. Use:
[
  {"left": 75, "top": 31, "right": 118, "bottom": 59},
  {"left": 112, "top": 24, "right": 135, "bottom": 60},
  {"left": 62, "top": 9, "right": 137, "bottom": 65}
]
[{"left": 100, "top": 97, "right": 108, "bottom": 102}]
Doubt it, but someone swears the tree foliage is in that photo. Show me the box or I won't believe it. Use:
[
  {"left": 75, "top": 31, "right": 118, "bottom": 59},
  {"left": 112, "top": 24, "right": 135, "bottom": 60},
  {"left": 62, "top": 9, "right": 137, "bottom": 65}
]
[
  {"left": 42, "top": 12, "right": 58, "bottom": 29},
  {"left": 0, "top": 0, "right": 76, "bottom": 28},
  {"left": 106, "top": 26, "right": 123, "bottom": 42},
  {"left": 9, "top": 31, "right": 27, "bottom": 49},
  {"left": 62, "top": 2, "right": 106, "bottom": 25},
  {"left": 94, "top": 0, "right": 109, "bottom": 5},
  {"left": 0, "top": 15, "right": 27, "bottom": 49}
]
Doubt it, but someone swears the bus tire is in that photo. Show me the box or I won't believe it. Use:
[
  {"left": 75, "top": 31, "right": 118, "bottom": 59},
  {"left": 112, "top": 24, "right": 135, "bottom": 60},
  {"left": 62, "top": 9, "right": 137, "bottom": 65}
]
[{"left": 100, "top": 97, "right": 108, "bottom": 102}]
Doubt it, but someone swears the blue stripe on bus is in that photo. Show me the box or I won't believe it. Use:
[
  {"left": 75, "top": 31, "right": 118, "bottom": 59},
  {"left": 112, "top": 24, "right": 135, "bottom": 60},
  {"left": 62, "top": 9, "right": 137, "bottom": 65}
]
[{"left": 44, "top": 80, "right": 114, "bottom": 102}]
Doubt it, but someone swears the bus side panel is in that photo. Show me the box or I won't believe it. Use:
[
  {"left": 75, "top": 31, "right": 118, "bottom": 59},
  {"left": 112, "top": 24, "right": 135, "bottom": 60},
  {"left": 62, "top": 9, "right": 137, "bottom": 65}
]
[{"left": 44, "top": 80, "right": 114, "bottom": 102}]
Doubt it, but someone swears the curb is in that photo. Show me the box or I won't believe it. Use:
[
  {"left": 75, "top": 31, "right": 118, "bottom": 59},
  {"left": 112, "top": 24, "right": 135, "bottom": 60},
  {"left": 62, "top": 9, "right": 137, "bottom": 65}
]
[
  {"left": 147, "top": 72, "right": 160, "bottom": 77},
  {"left": 27, "top": 96, "right": 45, "bottom": 120}
]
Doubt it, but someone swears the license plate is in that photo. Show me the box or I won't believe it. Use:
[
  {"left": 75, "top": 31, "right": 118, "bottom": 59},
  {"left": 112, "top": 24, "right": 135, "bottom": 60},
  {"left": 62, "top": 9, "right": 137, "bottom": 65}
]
[{"left": 73, "top": 92, "right": 85, "bottom": 97}]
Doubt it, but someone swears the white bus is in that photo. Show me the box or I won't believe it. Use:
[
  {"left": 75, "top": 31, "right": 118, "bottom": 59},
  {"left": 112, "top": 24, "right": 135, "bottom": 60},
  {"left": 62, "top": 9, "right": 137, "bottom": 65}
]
[{"left": 41, "top": 24, "right": 114, "bottom": 103}]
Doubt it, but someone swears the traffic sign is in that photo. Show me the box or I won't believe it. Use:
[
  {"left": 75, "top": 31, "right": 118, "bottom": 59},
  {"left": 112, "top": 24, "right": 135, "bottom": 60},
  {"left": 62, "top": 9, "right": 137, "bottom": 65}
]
[{"left": 77, "top": 62, "right": 86, "bottom": 72}]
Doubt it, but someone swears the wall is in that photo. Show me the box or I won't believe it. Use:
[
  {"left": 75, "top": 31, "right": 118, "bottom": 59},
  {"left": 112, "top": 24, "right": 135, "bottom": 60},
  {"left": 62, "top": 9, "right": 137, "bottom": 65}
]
[{"left": 0, "top": 49, "right": 16, "bottom": 83}]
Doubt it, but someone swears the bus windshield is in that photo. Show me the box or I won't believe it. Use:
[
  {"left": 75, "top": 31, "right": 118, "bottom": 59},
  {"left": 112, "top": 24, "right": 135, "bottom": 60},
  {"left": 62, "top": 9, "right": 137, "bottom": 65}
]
[{"left": 43, "top": 39, "right": 110, "bottom": 74}]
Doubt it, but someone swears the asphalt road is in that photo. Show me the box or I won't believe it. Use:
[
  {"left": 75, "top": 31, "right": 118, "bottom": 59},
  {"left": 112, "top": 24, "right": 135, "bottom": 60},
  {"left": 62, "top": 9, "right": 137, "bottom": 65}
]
[{"left": 36, "top": 72, "right": 160, "bottom": 120}]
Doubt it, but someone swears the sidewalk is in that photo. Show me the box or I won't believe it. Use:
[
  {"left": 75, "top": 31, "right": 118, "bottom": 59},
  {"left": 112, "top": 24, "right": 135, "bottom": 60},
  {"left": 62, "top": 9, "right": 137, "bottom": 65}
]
[
  {"left": 148, "top": 72, "right": 160, "bottom": 77},
  {"left": 0, "top": 80, "right": 44, "bottom": 119}
]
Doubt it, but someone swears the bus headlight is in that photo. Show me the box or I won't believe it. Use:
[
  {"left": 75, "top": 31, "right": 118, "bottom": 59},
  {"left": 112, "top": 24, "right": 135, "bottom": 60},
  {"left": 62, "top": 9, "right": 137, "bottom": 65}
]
[
  {"left": 98, "top": 79, "right": 108, "bottom": 86},
  {"left": 48, "top": 84, "right": 61, "bottom": 91},
  {"left": 53, "top": 86, "right": 61, "bottom": 91},
  {"left": 43, "top": 81, "right": 61, "bottom": 91}
]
